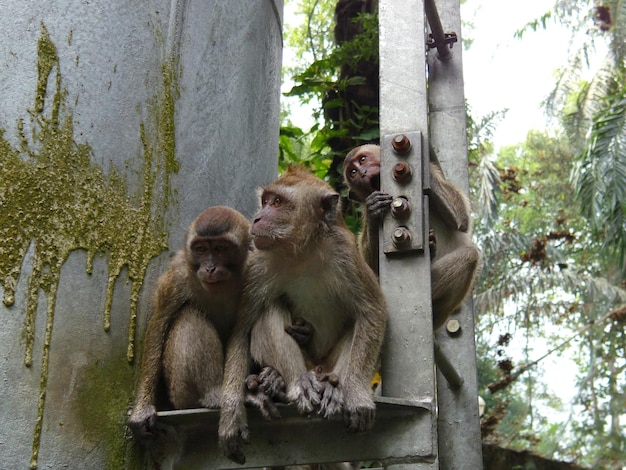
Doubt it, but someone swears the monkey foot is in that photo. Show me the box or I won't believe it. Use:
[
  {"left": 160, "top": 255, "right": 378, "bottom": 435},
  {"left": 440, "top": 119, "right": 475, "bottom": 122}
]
[
  {"left": 290, "top": 370, "right": 324, "bottom": 415},
  {"left": 245, "top": 367, "right": 287, "bottom": 420},
  {"left": 316, "top": 372, "right": 344, "bottom": 419}
]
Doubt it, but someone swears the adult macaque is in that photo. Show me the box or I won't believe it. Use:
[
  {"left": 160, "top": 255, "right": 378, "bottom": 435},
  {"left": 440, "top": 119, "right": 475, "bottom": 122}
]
[
  {"left": 344, "top": 144, "right": 480, "bottom": 329},
  {"left": 128, "top": 206, "right": 250, "bottom": 438},
  {"left": 219, "top": 166, "right": 387, "bottom": 464}
]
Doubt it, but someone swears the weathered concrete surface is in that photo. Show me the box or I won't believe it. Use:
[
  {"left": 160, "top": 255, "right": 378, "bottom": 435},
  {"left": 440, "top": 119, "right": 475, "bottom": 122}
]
[{"left": 0, "top": 1, "right": 283, "bottom": 468}]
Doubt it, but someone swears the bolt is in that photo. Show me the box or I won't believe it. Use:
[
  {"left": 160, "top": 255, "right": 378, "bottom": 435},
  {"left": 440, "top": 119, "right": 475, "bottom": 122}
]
[
  {"left": 392, "top": 162, "right": 412, "bottom": 183},
  {"left": 446, "top": 319, "right": 461, "bottom": 336},
  {"left": 391, "top": 134, "right": 411, "bottom": 154},
  {"left": 392, "top": 226, "right": 412, "bottom": 247},
  {"left": 391, "top": 197, "right": 410, "bottom": 219}
]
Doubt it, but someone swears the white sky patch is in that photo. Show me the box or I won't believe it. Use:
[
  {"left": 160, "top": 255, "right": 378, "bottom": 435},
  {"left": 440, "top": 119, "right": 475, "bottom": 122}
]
[{"left": 461, "top": 0, "right": 572, "bottom": 148}]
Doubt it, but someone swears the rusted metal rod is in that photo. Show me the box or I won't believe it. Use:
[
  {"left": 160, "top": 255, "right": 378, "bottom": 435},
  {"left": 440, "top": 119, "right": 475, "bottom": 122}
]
[{"left": 425, "top": 0, "right": 453, "bottom": 61}]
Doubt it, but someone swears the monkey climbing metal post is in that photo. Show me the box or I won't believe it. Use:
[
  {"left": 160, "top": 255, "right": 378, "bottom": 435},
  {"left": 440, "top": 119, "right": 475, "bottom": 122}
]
[{"left": 379, "top": 0, "right": 483, "bottom": 468}]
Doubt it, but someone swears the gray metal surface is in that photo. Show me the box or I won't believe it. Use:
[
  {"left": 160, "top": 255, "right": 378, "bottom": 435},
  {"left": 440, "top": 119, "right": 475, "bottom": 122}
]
[
  {"left": 0, "top": 1, "right": 283, "bottom": 468},
  {"left": 427, "top": 0, "right": 484, "bottom": 468},
  {"left": 158, "top": 397, "right": 435, "bottom": 469},
  {"left": 379, "top": 0, "right": 438, "bottom": 469},
  {"left": 381, "top": 131, "right": 425, "bottom": 255}
]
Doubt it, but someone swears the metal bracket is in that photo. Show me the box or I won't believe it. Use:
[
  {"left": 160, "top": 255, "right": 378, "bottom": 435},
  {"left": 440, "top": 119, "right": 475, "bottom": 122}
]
[
  {"left": 426, "top": 32, "right": 457, "bottom": 51},
  {"left": 382, "top": 131, "right": 427, "bottom": 255},
  {"left": 425, "top": 0, "right": 457, "bottom": 61}
]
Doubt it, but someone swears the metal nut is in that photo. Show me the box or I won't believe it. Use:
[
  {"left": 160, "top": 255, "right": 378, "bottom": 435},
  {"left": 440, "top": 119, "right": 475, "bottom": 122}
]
[
  {"left": 446, "top": 319, "right": 461, "bottom": 336},
  {"left": 391, "top": 197, "right": 410, "bottom": 219},
  {"left": 392, "top": 162, "right": 412, "bottom": 183},
  {"left": 392, "top": 226, "right": 412, "bottom": 247},
  {"left": 391, "top": 134, "right": 411, "bottom": 154}
]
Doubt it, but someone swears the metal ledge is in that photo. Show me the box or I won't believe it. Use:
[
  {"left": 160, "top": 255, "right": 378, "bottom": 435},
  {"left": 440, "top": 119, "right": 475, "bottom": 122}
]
[
  {"left": 157, "top": 395, "right": 432, "bottom": 426},
  {"left": 151, "top": 396, "right": 435, "bottom": 469}
]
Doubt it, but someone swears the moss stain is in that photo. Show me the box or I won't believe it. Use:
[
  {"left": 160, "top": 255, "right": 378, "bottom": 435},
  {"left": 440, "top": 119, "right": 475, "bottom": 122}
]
[
  {"left": 75, "top": 351, "right": 142, "bottom": 470},
  {"left": 0, "top": 24, "right": 179, "bottom": 468}
]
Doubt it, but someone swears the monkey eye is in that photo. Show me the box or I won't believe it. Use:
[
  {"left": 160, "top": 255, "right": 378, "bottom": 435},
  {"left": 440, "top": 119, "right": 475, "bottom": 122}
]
[
  {"left": 192, "top": 243, "right": 209, "bottom": 254},
  {"left": 272, "top": 196, "right": 282, "bottom": 207},
  {"left": 349, "top": 168, "right": 357, "bottom": 178},
  {"left": 213, "top": 244, "right": 231, "bottom": 254},
  {"left": 359, "top": 155, "right": 367, "bottom": 163}
]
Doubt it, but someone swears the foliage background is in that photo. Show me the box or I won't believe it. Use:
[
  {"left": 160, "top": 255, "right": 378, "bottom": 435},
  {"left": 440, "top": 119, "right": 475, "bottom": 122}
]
[{"left": 281, "top": 0, "right": 626, "bottom": 468}]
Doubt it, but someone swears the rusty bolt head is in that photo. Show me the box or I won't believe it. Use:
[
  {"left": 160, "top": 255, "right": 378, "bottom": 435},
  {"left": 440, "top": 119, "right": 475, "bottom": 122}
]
[
  {"left": 391, "top": 197, "right": 410, "bottom": 219},
  {"left": 391, "top": 134, "right": 411, "bottom": 154},
  {"left": 446, "top": 319, "right": 461, "bottom": 336},
  {"left": 392, "top": 162, "right": 413, "bottom": 183},
  {"left": 392, "top": 226, "right": 412, "bottom": 247}
]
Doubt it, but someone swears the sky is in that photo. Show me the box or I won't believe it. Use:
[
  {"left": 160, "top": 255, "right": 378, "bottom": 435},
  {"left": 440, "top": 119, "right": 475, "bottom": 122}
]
[{"left": 461, "top": 0, "right": 573, "bottom": 148}]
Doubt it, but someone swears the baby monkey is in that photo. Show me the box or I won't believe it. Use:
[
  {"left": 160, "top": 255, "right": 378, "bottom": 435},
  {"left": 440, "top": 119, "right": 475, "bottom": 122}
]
[{"left": 344, "top": 144, "right": 480, "bottom": 328}]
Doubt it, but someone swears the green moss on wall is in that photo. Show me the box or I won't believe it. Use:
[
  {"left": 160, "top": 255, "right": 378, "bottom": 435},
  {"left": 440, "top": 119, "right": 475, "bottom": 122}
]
[
  {"left": 75, "top": 351, "right": 141, "bottom": 470},
  {"left": 0, "top": 23, "right": 179, "bottom": 469}
]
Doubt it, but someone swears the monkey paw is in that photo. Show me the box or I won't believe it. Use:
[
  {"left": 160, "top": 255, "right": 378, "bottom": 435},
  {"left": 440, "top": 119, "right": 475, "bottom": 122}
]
[
  {"left": 429, "top": 228, "right": 437, "bottom": 258},
  {"left": 289, "top": 371, "right": 324, "bottom": 415},
  {"left": 343, "top": 404, "right": 376, "bottom": 433},
  {"left": 219, "top": 406, "right": 250, "bottom": 465},
  {"left": 285, "top": 317, "right": 314, "bottom": 346},
  {"left": 127, "top": 404, "right": 159, "bottom": 439},
  {"left": 365, "top": 191, "right": 393, "bottom": 218},
  {"left": 220, "top": 430, "right": 248, "bottom": 465},
  {"left": 245, "top": 367, "right": 287, "bottom": 420},
  {"left": 316, "top": 373, "right": 344, "bottom": 419}
]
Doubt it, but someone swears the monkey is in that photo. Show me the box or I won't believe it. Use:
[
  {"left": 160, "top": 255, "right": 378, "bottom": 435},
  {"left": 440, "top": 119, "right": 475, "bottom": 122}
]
[
  {"left": 128, "top": 206, "right": 251, "bottom": 439},
  {"left": 343, "top": 144, "right": 480, "bottom": 329},
  {"left": 219, "top": 166, "right": 388, "bottom": 465}
]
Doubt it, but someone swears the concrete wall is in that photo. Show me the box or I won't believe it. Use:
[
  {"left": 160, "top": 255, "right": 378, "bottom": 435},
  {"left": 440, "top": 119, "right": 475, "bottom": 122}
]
[{"left": 0, "top": 1, "right": 283, "bottom": 467}]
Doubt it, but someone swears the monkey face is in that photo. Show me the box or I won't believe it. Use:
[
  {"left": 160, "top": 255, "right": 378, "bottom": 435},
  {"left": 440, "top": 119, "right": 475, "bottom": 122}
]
[
  {"left": 251, "top": 189, "right": 292, "bottom": 250},
  {"left": 190, "top": 238, "right": 243, "bottom": 290},
  {"left": 184, "top": 206, "right": 250, "bottom": 291},
  {"left": 251, "top": 167, "right": 341, "bottom": 253},
  {"left": 343, "top": 144, "right": 381, "bottom": 201}
]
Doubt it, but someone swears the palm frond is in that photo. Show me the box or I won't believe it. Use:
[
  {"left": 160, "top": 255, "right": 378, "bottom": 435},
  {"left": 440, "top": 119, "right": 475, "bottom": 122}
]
[
  {"left": 475, "top": 155, "right": 501, "bottom": 227},
  {"left": 572, "top": 86, "right": 626, "bottom": 271}
]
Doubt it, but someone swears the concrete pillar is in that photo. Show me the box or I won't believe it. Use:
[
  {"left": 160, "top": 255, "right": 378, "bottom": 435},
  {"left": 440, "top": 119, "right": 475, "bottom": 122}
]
[{"left": 0, "top": 0, "right": 283, "bottom": 467}]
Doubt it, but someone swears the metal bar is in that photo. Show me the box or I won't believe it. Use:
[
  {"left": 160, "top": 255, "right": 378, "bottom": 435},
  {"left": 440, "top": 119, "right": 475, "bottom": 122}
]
[
  {"left": 427, "top": 0, "right": 484, "bottom": 467},
  {"left": 379, "top": 0, "right": 434, "bottom": 404},
  {"left": 434, "top": 339, "right": 464, "bottom": 389},
  {"left": 156, "top": 398, "right": 435, "bottom": 468},
  {"left": 424, "top": 0, "right": 452, "bottom": 61},
  {"left": 379, "top": 0, "right": 439, "bottom": 468}
]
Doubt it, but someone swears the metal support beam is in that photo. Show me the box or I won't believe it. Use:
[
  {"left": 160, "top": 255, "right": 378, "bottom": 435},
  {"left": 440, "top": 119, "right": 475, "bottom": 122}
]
[
  {"left": 427, "top": 0, "right": 483, "bottom": 468},
  {"left": 379, "top": 0, "right": 438, "bottom": 469}
]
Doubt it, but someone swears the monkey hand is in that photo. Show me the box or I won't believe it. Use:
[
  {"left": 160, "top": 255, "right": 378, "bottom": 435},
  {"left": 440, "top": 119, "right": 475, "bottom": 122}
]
[
  {"left": 245, "top": 367, "right": 287, "bottom": 420},
  {"left": 365, "top": 191, "right": 393, "bottom": 219},
  {"left": 429, "top": 228, "right": 437, "bottom": 258},
  {"left": 342, "top": 382, "right": 376, "bottom": 432},
  {"left": 285, "top": 317, "right": 313, "bottom": 346},
  {"left": 219, "top": 402, "right": 250, "bottom": 465},
  {"left": 316, "top": 372, "right": 344, "bottom": 419},
  {"left": 127, "top": 403, "right": 159, "bottom": 439}
]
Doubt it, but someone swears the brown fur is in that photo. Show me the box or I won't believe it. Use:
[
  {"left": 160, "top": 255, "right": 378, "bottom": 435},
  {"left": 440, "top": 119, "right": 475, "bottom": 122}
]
[
  {"left": 343, "top": 144, "right": 480, "bottom": 328},
  {"left": 219, "top": 167, "right": 387, "bottom": 464},
  {"left": 128, "top": 206, "right": 250, "bottom": 438}
]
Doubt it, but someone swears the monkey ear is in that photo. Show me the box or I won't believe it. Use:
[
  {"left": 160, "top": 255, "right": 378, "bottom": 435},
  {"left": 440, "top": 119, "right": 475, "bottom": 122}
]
[{"left": 321, "top": 192, "right": 340, "bottom": 224}]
